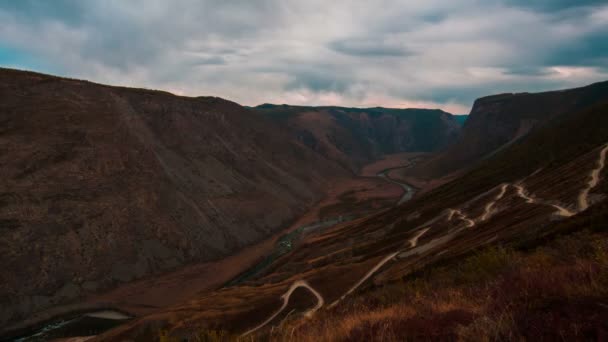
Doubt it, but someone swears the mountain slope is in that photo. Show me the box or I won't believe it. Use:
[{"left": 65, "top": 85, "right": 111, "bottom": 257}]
[
  {"left": 0, "top": 68, "right": 347, "bottom": 326},
  {"left": 409, "top": 81, "right": 608, "bottom": 179},
  {"left": 98, "top": 84, "right": 608, "bottom": 341},
  {"left": 255, "top": 105, "right": 460, "bottom": 171}
]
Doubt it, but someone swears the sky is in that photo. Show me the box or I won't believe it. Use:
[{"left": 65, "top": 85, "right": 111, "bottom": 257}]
[{"left": 0, "top": 1, "right": 607, "bottom": 114}]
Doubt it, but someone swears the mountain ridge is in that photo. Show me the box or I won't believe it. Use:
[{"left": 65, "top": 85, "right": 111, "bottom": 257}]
[
  {"left": 254, "top": 104, "right": 460, "bottom": 172},
  {"left": 0, "top": 67, "right": 350, "bottom": 327},
  {"left": 406, "top": 79, "right": 608, "bottom": 180},
  {"left": 89, "top": 80, "right": 608, "bottom": 341},
  {"left": 2, "top": 68, "right": 608, "bottom": 340}
]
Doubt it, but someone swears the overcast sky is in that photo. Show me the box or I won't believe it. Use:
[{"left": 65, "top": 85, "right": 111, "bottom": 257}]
[{"left": 1, "top": 1, "right": 607, "bottom": 113}]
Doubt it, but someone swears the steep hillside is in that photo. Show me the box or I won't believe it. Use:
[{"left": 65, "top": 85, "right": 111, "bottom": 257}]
[
  {"left": 97, "top": 88, "right": 608, "bottom": 341},
  {"left": 0, "top": 68, "right": 347, "bottom": 326},
  {"left": 254, "top": 105, "right": 460, "bottom": 172},
  {"left": 409, "top": 81, "right": 608, "bottom": 180}
]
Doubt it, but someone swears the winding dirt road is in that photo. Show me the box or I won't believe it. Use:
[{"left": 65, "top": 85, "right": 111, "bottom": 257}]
[
  {"left": 513, "top": 184, "right": 575, "bottom": 217},
  {"left": 241, "top": 143, "right": 608, "bottom": 336},
  {"left": 241, "top": 280, "right": 324, "bottom": 337},
  {"left": 448, "top": 209, "right": 475, "bottom": 227},
  {"left": 327, "top": 142, "right": 608, "bottom": 321},
  {"left": 329, "top": 227, "right": 429, "bottom": 309},
  {"left": 328, "top": 251, "right": 400, "bottom": 309},
  {"left": 480, "top": 184, "right": 508, "bottom": 221},
  {"left": 408, "top": 228, "right": 430, "bottom": 247},
  {"left": 511, "top": 143, "right": 608, "bottom": 216},
  {"left": 513, "top": 184, "right": 534, "bottom": 204},
  {"left": 578, "top": 143, "right": 608, "bottom": 211}
]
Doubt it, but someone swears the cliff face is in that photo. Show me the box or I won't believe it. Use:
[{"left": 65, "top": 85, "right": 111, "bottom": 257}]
[
  {"left": 0, "top": 69, "right": 346, "bottom": 324},
  {"left": 255, "top": 105, "right": 461, "bottom": 172},
  {"left": 409, "top": 81, "right": 608, "bottom": 179}
]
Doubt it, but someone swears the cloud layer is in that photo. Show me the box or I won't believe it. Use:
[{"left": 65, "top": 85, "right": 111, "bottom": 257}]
[{"left": 1, "top": 0, "right": 607, "bottom": 113}]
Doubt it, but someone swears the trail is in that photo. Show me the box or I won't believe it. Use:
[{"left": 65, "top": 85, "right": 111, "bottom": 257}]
[
  {"left": 514, "top": 184, "right": 534, "bottom": 203},
  {"left": 578, "top": 144, "right": 608, "bottom": 211},
  {"left": 408, "top": 228, "right": 430, "bottom": 247},
  {"left": 329, "top": 227, "right": 429, "bottom": 309},
  {"left": 328, "top": 251, "right": 400, "bottom": 309},
  {"left": 447, "top": 209, "right": 475, "bottom": 228},
  {"left": 241, "top": 145, "right": 608, "bottom": 335},
  {"left": 241, "top": 280, "right": 324, "bottom": 337},
  {"left": 513, "top": 184, "right": 575, "bottom": 217},
  {"left": 480, "top": 184, "right": 508, "bottom": 221},
  {"left": 550, "top": 204, "right": 576, "bottom": 217}
]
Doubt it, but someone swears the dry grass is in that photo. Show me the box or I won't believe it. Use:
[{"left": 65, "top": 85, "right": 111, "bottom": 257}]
[
  {"left": 261, "top": 231, "right": 608, "bottom": 341},
  {"left": 153, "top": 231, "right": 608, "bottom": 341}
]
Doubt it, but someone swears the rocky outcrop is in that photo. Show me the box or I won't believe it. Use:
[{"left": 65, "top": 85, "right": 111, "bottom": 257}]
[{"left": 409, "top": 80, "right": 608, "bottom": 179}]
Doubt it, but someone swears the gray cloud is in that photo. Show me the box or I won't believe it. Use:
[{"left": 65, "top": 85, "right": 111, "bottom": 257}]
[
  {"left": 545, "top": 29, "right": 608, "bottom": 67},
  {"left": 503, "top": 0, "right": 606, "bottom": 12},
  {"left": 502, "top": 66, "right": 558, "bottom": 76},
  {"left": 0, "top": 0, "right": 606, "bottom": 114},
  {"left": 286, "top": 69, "right": 351, "bottom": 92},
  {"left": 329, "top": 38, "right": 414, "bottom": 57}
]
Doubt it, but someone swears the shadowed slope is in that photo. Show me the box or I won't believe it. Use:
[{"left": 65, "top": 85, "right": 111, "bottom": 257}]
[
  {"left": 409, "top": 80, "right": 608, "bottom": 179},
  {"left": 95, "top": 88, "right": 608, "bottom": 341},
  {"left": 255, "top": 105, "right": 460, "bottom": 172},
  {"left": 0, "top": 68, "right": 347, "bottom": 327}
]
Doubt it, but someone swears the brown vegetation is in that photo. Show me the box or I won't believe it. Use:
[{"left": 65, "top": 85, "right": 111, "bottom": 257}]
[{"left": 267, "top": 230, "right": 608, "bottom": 341}]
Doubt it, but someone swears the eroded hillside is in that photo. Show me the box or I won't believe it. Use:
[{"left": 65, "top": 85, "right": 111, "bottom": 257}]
[
  {"left": 0, "top": 68, "right": 350, "bottom": 327},
  {"left": 255, "top": 105, "right": 460, "bottom": 172},
  {"left": 96, "top": 87, "right": 608, "bottom": 341}
]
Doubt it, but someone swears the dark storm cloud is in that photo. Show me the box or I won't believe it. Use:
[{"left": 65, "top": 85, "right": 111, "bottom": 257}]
[
  {"left": 0, "top": 0, "right": 606, "bottom": 113},
  {"left": 545, "top": 29, "right": 608, "bottom": 67}
]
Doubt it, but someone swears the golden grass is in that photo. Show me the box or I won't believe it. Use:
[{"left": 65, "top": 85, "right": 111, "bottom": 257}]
[
  {"left": 263, "top": 231, "right": 608, "bottom": 341},
  {"left": 155, "top": 231, "right": 608, "bottom": 341}
]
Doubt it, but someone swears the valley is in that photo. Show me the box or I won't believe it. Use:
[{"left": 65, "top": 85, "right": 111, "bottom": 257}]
[
  {"left": 1, "top": 68, "right": 607, "bottom": 341},
  {"left": 94, "top": 81, "right": 608, "bottom": 341},
  {"left": 235, "top": 142, "right": 608, "bottom": 339},
  {"left": 1, "top": 123, "right": 421, "bottom": 341},
  {"left": 3, "top": 2, "right": 608, "bottom": 340}
]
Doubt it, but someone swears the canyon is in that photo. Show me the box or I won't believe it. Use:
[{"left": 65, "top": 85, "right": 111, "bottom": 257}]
[{"left": 1, "top": 69, "right": 608, "bottom": 341}]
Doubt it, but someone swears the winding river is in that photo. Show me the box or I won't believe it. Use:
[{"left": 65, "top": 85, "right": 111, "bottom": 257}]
[
  {"left": 376, "top": 169, "right": 416, "bottom": 205},
  {"left": 10, "top": 310, "right": 131, "bottom": 341}
]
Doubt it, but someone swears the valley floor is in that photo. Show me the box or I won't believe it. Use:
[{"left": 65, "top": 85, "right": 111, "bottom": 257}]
[{"left": 4, "top": 155, "right": 418, "bottom": 341}]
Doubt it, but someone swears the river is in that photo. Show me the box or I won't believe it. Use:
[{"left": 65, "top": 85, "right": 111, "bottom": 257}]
[{"left": 9, "top": 310, "right": 130, "bottom": 341}]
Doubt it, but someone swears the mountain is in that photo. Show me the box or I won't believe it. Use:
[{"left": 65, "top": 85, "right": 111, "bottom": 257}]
[
  {"left": 408, "top": 81, "right": 608, "bottom": 180},
  {"left": 0, "top": 68, "right": 348, "bottom": 326},
  {"left": 254, "top": 104, "right": 461, "bottom": 172},
  {"left": 2, "top": 69, "right": 607, "bottom": 341},
  {"left": 96, "top": 82, "right": 608, "bottom": 341}
]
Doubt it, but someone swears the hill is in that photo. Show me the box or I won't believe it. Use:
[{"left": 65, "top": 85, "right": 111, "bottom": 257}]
[
  {"left": 408, "top": 81, "right": 608, "bottom": 180},
  {"left": 0, "top": 68, "right": 347, "bottom": 327},
  {"left": 254, "top": 105, "right": 460, "bottom": 172},
  {"left": 95, "top": 83, "right": 608, "bottom": 341}
]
